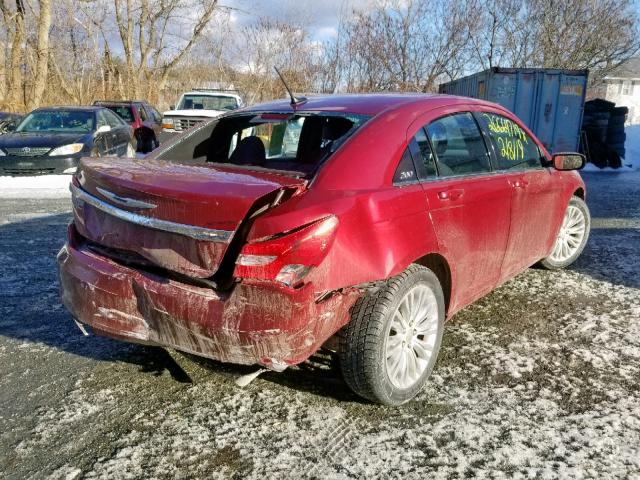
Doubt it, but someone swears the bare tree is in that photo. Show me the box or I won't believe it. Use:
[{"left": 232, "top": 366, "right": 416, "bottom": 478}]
[
  {"left": 27, "top": 0, "right": 51, "bottom": 110},
  {"left": 328, "top": 0, "right": 477, "bottom": 93},
  {"left": 113, "top": 0, "right": 219, "bottom": 99},
  {"left": 227, "top": 18, "right": 323, "bottom": 103},
  {"left": 0, "top": 0, "right": 26, "bottom": 110},
  {"left": 470, "top": 0, "right": 640, "bottom": 83}
]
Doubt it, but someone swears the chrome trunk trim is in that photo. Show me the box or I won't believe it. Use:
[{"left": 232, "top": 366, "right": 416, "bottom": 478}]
[{"left": 70, "top": 183, "right": 233, "bottom": 243}]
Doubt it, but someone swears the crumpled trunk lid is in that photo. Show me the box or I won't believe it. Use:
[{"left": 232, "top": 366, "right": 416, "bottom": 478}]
[{"left": 72, "top": 157, "right": 305, "bottom": 278}]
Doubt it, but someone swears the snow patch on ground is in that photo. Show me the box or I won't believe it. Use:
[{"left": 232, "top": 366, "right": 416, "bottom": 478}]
[
  {"left": 16, "top": 264, "right": 640, "bottom": 479},
  {"left": 0, "top": 175, "right": 71, "bottom": 198},
  {"left": 625, "top": 124, "right": 640, "bottom": 170}
]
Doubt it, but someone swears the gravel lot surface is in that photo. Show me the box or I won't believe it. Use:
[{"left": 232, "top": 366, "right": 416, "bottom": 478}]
[{"left": 1, "top": 172, "right": 639, "bottom": 479}]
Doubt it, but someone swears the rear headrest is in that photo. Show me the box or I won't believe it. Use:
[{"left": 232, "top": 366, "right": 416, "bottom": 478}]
[{"left": 229, "top": 136, "right": 266, "bottom": 166}]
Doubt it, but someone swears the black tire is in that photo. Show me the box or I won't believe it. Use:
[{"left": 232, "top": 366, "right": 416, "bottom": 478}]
[
  {"left": 539, "top": 197, "right": 590, "bottom": 270},
  {"left": 608, "top": 116, "right": 626, "bottom": 127},
  {"left": 140, "top": 135, "right": 155, "bottom": 153},
  {"left": 606, "top": 132, "right": 626, "bottom": 144},
  {"left": 339, "top": 264, "right": 445, "bottom": 406}
]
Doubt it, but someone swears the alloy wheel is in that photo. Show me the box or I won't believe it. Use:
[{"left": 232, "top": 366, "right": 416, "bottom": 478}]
[
  {"left": 549, "top": 204, "right": 587, "bottom": 263},
  {"left": 384, "top": 284, "right": 439, "bottom": 390}
]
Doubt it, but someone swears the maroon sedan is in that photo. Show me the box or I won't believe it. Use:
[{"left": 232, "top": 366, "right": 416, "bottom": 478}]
[
  {"left": 58, "top": 94, "right": 589, "bottom": 405},
  {"left": 94, "top": 100, "right": 162, "bottom": 153}
]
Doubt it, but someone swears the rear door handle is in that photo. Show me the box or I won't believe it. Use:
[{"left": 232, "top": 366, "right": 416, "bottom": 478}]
[{"left": 437, "top": 188, "right": 464, "bottom": 201}]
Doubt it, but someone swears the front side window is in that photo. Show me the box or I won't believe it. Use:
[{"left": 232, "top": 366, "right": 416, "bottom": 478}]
[
  {"left": 412, "top": 128, "right": 437, "bottom": 178},
  {"left": 426, "top": 112, "right": 491, "bottom": 177},
  {"left": 476, "top": 112, "right": 542, "bottom": 171},
  {"left": 148, "top": 107, "right": 162, "bottom": 123}
]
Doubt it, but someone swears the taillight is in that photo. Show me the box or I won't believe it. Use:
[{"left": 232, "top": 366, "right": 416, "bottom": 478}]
[{"left": 234, "top": 216, "right": 339, "bottom": 287}]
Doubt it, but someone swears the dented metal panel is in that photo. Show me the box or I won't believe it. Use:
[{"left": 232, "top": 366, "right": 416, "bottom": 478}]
[{"left": 57, "top": 240, "right": 358, "bottom": 368}]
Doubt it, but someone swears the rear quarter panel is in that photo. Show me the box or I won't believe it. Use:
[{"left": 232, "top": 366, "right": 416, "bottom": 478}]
[{"left": 247, "top": 183, "right": 441, "bottom": 294}]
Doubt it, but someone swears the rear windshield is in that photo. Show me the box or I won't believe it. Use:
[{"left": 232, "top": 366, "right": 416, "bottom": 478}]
[
  {"left": 156, "top": 112, "right": 370, "bottom": 177},
  {"left": 103, "top": 105, "right": 134, "bottom": 123},
  {"left": 215, "top": 113, "right": 369, "bottom": 175}
]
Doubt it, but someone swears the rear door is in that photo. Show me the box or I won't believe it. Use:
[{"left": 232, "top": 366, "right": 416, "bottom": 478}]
[
  {"left": 414, "top": 112, "right": 513, "bottom": 311},
  {"left": 474, "top": 111, "right": 560, "bottom": 280},
  {"left": 103, "top": 109, "right": 131, "bottom": 155},
  {"left": 95, "top": 110, "right": 114, "bottom": 155}
]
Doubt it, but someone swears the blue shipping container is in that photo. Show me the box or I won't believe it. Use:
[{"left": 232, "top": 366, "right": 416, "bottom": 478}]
[{"left": 439, "top": 67, "right": 588, "bottom": 153}]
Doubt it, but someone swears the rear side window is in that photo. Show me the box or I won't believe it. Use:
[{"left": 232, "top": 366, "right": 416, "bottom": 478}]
[
  {"left": 105, "top": 105, "right": 134, "bottom": 123},
  {"left": 476, "top": 112, "right": 542, "bottom": 170},
  {"left": 104, "top": 109, "right": 126, "bottom": 128},
  {"left": 393, "top": 147, "right": 418, "bottom": 185},
  {"left": 412, "top": 128, "right": 437, "bottom": 178},
  {"left": 138, "top": 105, "right": 147, "bottom": 121},
  {"left": 426, "top": 113, "right": 490, "bottom": 177}
]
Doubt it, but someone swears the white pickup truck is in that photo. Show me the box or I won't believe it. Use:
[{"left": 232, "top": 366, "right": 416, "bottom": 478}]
[{"left": 161, "top": 89, "right": 244, "bottom": 133}]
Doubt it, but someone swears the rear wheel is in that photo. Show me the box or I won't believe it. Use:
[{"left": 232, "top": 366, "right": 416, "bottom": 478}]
[
  {"left": 339, "top": 265, "right": 444, "bottom": 406},
  {"left": 539, "top": 196, "right": 590, "bottom": 269}
]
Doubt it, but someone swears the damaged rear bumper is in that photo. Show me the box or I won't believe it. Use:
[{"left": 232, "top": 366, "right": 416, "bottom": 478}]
[{"left": 57, "top": 238, "right": 358, "bottom": 370}]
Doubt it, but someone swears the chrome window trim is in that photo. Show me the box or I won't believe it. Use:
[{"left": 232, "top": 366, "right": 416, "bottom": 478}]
[{"left": 70, "top": 183, "right": 233, "bottom": 243}]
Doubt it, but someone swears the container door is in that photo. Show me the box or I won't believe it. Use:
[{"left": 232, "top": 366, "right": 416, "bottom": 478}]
[
  {"left": 532, "top": 72, "right": 561, "bottom": 152},
  {"left": 553, "top": 74, "right": 587, "bottom": 152}
]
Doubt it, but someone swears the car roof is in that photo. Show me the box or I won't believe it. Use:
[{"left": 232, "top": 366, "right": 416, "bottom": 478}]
[
  {"left": 33, "top": 106, "right": 103, "bottom": 113},
  {"left": 94, "top": 100, "right": 146, "bottom": 105},
  {"left": 182, "top": 91, "right": 240, "bottom": 98},
  {"left": 239, "top": 93, "right": 500, "bottom": 116}
]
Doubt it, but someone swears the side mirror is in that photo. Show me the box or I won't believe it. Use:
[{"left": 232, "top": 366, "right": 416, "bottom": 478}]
[
  {"left": 96, "top": 125, "right": 111, "bottom": 134},
  {"left": 5, "top": 123, "right": 16, "bottom": 132},
  {"left": 169, "top": 105, "right": 175, "bottom": 110},
  {"left": 552, "top": 153, "right": 585, "bottom": 171}
]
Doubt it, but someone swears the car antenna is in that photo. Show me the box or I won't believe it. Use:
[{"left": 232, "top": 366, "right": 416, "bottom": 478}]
[{"left": 274, "top": 66, "right": 307, "bottom": 110}]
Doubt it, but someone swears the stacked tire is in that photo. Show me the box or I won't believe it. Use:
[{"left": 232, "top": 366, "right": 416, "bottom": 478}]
[
  {"left": 581, "top": 99, "right": 627, "bottom": 169},
  {"left": 606, "top": 106, "right": 627, "bottom": 159}
]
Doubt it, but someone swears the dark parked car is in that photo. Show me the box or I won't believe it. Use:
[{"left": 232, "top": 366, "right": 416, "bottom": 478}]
[
  {"left": 58, "top": 94, "right": 589, "bottom": 405},
  {"left": 0, "top": 106, "right": 134, "bottom": 176},
  {"left": 94, "top": 100, "right": 162, "bottom": 153},
  {"left": 0, "top": 112, "right": 22, "bottom": 134}
]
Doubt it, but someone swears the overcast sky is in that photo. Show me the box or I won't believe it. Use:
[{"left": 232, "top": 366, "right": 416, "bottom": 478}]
[{"left": 221, "top": 0, "right": 376, "bottom": 41}]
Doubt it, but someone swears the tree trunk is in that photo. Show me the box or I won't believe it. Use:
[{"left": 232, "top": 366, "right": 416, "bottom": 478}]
[
  {"left": 28, "top": 0, "right": 52, "bottom": 110},
  {"left": 6, "top": 0, "right": 25, "bottom": 111}
]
